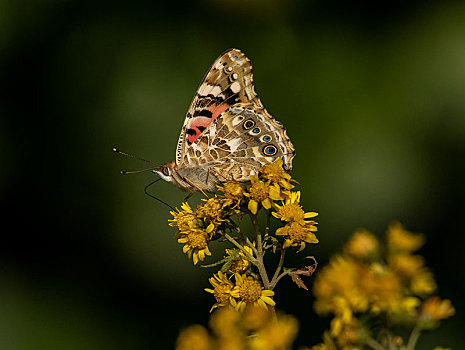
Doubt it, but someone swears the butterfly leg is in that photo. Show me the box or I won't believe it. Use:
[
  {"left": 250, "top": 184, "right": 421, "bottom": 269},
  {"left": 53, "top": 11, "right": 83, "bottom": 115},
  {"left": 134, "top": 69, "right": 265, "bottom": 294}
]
[
  {"left": 184, "top": 192, "right": 195, "bottom": 201},
  {"left": 182, "top": 176, "right": 209, "bottom": 199}
]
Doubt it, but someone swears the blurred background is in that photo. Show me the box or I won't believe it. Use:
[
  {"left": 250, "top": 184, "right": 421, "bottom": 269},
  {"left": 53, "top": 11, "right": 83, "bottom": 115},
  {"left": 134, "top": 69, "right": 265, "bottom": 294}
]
[{"left": 1, "top": 0, "right": 464, "bottom": 348}]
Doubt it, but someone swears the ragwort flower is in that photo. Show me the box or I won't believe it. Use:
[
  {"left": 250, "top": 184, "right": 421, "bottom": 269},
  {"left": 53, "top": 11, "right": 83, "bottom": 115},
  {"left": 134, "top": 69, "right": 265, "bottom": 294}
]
[
  {"left": 259, "top": 158, "right": 294, "bottom": 191},
  {"left": 272, "top": 191, "right": 318, "bottom": 224},
  {"left": 275, "top": 221, "right": 318, "bottom": 252},
  {"left": 234, "top": 273, "right": 275, "bottom": 311},
  {"left": 244, "top": 175, "right": 282, "bottom": 214},
  {"left": 225, "top": 246, "right": 253, "bottom": 274},
  {"left": 196, "top": 197, "right": 226, "bottom": 233},
  {"left": 178, "top": 228, "right": 211, "bottom": 265},
  {"left": 169, "top": 202, "right": 200, "bottom": 232},
  {"left": 217, "top": 181, "right": 244, "bottom": 209},
  {"left": 205, "top": 271, "right": 240, "bottom": 312}
]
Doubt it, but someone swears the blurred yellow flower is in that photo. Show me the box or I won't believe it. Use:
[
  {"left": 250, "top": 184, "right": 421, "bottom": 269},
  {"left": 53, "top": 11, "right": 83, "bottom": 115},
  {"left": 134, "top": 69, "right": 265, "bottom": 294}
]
[
  {"left": 313, "top": 256, "right": 368, "bottom": 317},
  {"left": 389, "top": 253, "right": 424, "bottom": 277},
  {"left": 249, "top": 314, "right": 298, "bottom": 350},
  {"left": 205, "top": 271, "right": 240, "bottom": 312},
  {"left": 387, "top": 221, "right": 424, "bottom": 253},
  {"left": 178, "top": 229, "right": 211, "bottom": 265},
  {"left": 410, "top": 268, "right": 437, "bottom": 296},
  {"left": 421, "top": 297, "right": 455, "bottom": 321},
  {"left": 175, "top": 324, "right": 213, "bottom": 350},
  {"left": 234, "top": 274, "right": 275, "bottom": 311},
  {"left": 344, "top": 229, "right": 378, "bottom": 259}
]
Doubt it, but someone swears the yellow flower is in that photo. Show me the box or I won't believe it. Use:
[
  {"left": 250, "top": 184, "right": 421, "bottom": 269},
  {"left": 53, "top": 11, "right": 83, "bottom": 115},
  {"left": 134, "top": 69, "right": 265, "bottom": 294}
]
[
  {"left": 225, "top": 246, "right": 253, "bottom": 274},
  {"left": 421, "top": 297, "right": 455, "bottom": 321},
  {"left": 313, "top": 256, "right": 368, "bottom": 317},
  {"left": 272, "top": 191, "right": 318, "bottom": 224},
  {"left": 178, "top": 229, "right": 211, "bottom": 265},
  {"left": 410, "top": 268, "right": 436, "bottom": 296},
  {"left": 433, "top": 347, "right": 451, "bottom": 350},
  {"left": 234, "top": 274, "right": 275, "bottom": 311},
  {"left": 244, "top": 175, "right": 282, "bottom": 214},
  {"left": 205, "top": 271, "right": 240, "bottom": 312},
  {"left": 275, "top": 221, "right": 318, "bottom": 252},
  {"left": 242, "top": 304, "right": 271, "bottom": 331},
  {"left": 344, "top": 229, "right": 379, "bottom": 259},
  {"left": 175, "top": 324, "right": 213, "bottom": 350},
  {"left": 217, "top": 181, "right": 245, "bottom": 208},
  {"left": 209, "top": 306, "right": 241, "bottom": 338},
  {"left": 387, "top": 221, "right": 424, "bottom": 253},
  {"left": 259, "top": 158, "right": 294, "bottom": 190},
  {"left": 249, "top": 314, "right": 299, "bottom": 350},
  {"left": 360, "top": 263, "right": 403, "bottom": 314},
  {"left": 169, "top": 202, "right": 200, "bottom": 232},
  {"left": 389, "top": 254, "right": 424, "bottom": 277},
  {"left": 196, "top": 198, "right": 225, "bottom": 232},
  {"left": 333, "top": 318, "right": 361, "bottom": 348}
]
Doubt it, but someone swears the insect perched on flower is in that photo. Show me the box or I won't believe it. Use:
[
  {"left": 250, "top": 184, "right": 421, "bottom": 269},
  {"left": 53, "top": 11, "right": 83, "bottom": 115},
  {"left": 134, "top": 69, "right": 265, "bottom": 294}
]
[{"left": 151, "top": 49, "right": 295, "bottom": 198}]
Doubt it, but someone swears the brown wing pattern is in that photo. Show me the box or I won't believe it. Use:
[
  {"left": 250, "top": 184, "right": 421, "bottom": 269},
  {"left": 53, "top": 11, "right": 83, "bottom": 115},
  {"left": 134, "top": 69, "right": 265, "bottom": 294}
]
[
  {"left": 176, "top": 49, "right": 262, "bottom": 165},
  {"left": 181, "top": 104, "right": 295, "bottom": 182}
]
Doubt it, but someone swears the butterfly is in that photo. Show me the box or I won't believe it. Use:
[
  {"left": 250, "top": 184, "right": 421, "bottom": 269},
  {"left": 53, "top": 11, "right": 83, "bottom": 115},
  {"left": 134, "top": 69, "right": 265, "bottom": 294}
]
[{"left": 154, "top": 49, "right": 295, "bottom": 197}]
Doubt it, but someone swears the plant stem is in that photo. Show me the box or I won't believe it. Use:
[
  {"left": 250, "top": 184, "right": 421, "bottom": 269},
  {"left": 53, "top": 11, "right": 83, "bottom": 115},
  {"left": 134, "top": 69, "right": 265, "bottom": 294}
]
[
  {"left": 406, "top": 325, "right": 421, "bottom": 350},
  {"left": 366, "top": 337, "right": 386, "bottom": 350},
  {"left": 270, "top": 249, "right": 286, "bottom": 288},
  {"left": 223, "top": 233, "right": 257, "bottom": 263},
  {"left": 250, "top": 213, "right": 271, "bottom": 289},
  {"left": 269, "top": 269, "right": 291, "bottom": 290}
]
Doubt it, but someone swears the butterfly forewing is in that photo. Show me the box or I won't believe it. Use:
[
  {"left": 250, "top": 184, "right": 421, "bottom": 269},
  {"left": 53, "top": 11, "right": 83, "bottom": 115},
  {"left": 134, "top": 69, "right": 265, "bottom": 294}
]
[
  {"left": 173, "top": 48, "right": 295, "bottom": 189},
  {"left": 176, "top": 49, "right": 263, "bottom": 165}
]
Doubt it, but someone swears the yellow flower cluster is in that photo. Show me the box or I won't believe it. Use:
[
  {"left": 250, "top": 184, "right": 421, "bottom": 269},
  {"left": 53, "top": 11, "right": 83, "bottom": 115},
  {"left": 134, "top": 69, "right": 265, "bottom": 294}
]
[
  {"left": 170, "top": 158, "right": 320, "bottom": 316},
  {"left": 273, "top": 191, "right": 319, "bottom": 252},
  {"left": 175, "top": 307, "right": 298, "bottom": 350},
  {"left": 311, "top": 222, "right": 454, "bottom": 350},
  {"left": 205, "top": 272, "right": 275, "bottom": 312}
]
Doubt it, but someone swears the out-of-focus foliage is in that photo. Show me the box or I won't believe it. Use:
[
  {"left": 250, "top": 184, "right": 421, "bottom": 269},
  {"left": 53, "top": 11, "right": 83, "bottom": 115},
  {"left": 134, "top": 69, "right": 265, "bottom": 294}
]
[{"left": 1, "top": 0, "right": 464, "bottom": 348}]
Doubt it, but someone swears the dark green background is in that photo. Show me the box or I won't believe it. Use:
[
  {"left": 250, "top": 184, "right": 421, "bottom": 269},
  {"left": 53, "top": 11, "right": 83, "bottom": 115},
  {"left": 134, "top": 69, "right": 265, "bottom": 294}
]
[{"left": 1, "top": 0, "right": 464, "bottom": 348}]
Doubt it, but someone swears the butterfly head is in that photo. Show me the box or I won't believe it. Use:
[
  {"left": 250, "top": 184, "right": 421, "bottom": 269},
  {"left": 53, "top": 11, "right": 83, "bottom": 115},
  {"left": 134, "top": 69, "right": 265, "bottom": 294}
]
[{"left": 153, "top": 161, "right": 177, "bottom": 183}]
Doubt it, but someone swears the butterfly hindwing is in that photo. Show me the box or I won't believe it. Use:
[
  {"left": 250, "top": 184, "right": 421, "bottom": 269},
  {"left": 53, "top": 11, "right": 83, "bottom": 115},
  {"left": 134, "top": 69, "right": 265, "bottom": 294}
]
[
  {"left": 181, "top": 104, "right": 295, "bottom": 182},
  {"left": 176, "top": 49, "right": 263, "bottom": 165}
]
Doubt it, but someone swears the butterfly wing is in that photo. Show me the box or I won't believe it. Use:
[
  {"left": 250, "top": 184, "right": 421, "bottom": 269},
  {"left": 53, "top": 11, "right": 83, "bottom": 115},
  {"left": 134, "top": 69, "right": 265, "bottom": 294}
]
[
  {"left": 181, "top": 103, "right": 295, "bottom": 182},
  {"left": 176, "top": 49, "right": 263, "bottom": 165}
]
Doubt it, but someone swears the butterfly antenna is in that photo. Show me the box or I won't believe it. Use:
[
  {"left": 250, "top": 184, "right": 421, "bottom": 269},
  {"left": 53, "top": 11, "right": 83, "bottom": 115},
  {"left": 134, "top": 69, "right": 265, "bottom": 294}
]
[
  {"left": 113, "top": 147, "right": 159, "bottom": 165},
  {"left": 120, "top": 167, "right": 157, "bottom": 175},
  {"left": 144, "top": 179, "right": 176, "bottom": 211}
]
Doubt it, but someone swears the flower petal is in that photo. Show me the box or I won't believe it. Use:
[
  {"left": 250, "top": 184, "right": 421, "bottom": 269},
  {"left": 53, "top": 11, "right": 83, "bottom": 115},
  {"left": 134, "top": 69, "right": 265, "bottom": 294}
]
[{"left": 248, "top": 200, "right": 258, "bottom": 215}]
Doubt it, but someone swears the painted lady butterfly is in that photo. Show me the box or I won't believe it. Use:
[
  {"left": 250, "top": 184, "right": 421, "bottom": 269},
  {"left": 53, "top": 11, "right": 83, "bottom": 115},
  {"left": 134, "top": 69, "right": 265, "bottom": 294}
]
[{"left": 154, "top": 49, "right": 295, "bottom": 196}]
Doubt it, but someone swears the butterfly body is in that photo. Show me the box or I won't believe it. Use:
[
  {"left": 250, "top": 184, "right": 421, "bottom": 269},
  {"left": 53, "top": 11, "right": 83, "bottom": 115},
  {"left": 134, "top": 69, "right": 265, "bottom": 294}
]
[{"left": 154, "top": 49, "right": 295, "bottom": 194}]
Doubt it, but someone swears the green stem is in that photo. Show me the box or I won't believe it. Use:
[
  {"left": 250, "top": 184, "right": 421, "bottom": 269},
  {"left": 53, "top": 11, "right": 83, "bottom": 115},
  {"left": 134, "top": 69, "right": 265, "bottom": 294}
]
[
  {"left": 269, "top": 269, "right": 291, "bottom": 290},
  {"left": 366, "top": 337, "right": 386, "bottom": 350},
  {"left": 270, "top": 249, "right": 286, "bottom": 289},
  {"left": 406, "top": 325, "right": 421, "bottom": 350},
  {"left": 250, "top": 213, "right": 271, "bottom": 289},
  {"left": 223, "top": 233, "right": 257, "bottom": 264}
]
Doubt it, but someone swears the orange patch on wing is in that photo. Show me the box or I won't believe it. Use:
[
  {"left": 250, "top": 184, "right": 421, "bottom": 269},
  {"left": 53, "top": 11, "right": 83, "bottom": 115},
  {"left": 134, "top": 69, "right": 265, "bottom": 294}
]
[{"left": 208, "top": 103, "right": 229, "bottom": 119}]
